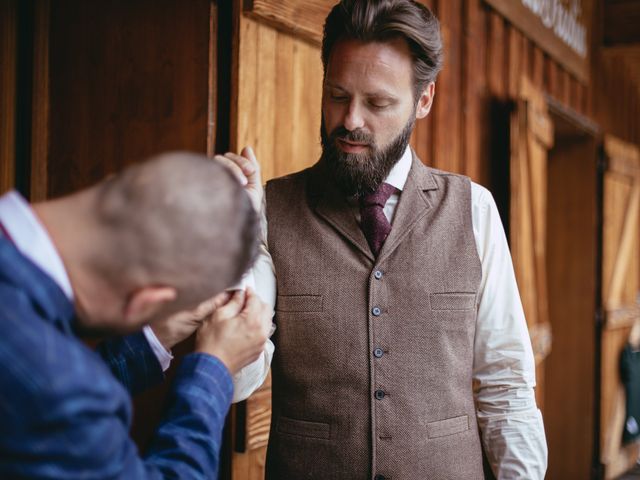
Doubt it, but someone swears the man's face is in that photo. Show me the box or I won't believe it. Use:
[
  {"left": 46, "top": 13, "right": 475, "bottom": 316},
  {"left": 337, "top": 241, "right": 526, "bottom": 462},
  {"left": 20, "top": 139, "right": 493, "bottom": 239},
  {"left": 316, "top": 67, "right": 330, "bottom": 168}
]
[{"left": 321, "top": 37, "right": 428, "bottom": 196}]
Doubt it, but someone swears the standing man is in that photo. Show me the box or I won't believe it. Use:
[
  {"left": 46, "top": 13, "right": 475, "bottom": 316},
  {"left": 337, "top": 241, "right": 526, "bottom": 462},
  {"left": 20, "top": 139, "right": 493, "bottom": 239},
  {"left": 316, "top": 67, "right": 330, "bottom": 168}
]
[
  {"left": 228, "top": 0, "right": 548, "bottom": 478},
  {"left": 0, "top": 152, "right": 272, "bottom": 478}
]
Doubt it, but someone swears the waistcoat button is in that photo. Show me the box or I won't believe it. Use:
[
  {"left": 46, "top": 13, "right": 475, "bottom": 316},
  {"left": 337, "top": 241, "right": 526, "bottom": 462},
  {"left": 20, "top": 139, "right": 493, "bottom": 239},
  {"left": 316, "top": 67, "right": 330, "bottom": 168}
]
[
  {"left": 374, "top": 389, "right": 385, "bottom": 400},
  {"left": 374, "top": 475, "right": 386, "bottom": 480},
  {"left": 374, "top": 270, "right": 383, "bottom": 279},
  {"left": 373, "top": 348, "right": 384, "bottom": 358},
  {"left": 372, "top": 307, "right": 381, "bottom": 316}
]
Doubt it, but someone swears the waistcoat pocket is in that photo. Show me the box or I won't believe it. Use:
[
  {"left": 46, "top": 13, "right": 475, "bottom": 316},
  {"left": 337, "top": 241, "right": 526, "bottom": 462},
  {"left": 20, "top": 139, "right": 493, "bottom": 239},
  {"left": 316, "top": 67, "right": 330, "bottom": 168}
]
[
  {"left": 429, "top": 293, "right": 476, "bottom": 311},
  {"left": 426, "top": 414, "right": 470, "bottom": 438},
  {"left": 276, "top": 294, "right": 323, "bottom": 312},
  {"left": 277, "top": 415, "right": 330, "bottom": 439}
]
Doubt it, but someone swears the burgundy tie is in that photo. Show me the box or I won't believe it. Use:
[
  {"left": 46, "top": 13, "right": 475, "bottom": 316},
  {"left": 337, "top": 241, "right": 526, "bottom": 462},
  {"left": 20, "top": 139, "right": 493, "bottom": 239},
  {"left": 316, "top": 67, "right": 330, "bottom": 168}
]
[{"left": 359, "top": 183, "right": 398, "bottom": 257}]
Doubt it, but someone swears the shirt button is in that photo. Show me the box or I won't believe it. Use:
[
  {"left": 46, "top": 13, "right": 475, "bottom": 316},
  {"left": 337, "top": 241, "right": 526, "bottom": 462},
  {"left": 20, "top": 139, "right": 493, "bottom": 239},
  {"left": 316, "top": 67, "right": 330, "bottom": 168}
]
[
  {"left": 374, "top": 389, "right": 386, "bottom": 400},
  {"left": 373, "top": 348, "right": 384, "bottom": 358},
  {"left": 372, "top": 307, "right": 381, "bottom": 316},
  {"left": 374, "top": 270, "right": 383, "bottom": 279}
]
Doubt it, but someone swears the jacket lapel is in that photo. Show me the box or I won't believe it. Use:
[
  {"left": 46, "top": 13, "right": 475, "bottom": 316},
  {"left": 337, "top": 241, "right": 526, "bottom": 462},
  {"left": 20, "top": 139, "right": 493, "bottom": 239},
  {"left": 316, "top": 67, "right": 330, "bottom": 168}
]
[
  {"left": 309, "top": 164, "right": 375, "bottom": 262},
  {"left": 377, "top": 151, "right": 439, "bottom": 264}
]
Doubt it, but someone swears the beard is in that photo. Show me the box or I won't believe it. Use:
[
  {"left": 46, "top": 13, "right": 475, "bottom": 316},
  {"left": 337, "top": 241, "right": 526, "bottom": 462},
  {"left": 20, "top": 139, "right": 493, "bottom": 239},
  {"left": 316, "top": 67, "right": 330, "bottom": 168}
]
[{"left": 320, "top": 115, "right": 415, "bottom": 197}]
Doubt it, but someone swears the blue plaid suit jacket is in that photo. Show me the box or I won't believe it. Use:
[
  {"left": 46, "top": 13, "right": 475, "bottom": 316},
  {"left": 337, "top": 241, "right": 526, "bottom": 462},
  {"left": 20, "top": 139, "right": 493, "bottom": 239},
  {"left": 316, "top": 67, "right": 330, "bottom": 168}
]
[{"left": 0, "top": 238, "right": 233, "bottom": 479}]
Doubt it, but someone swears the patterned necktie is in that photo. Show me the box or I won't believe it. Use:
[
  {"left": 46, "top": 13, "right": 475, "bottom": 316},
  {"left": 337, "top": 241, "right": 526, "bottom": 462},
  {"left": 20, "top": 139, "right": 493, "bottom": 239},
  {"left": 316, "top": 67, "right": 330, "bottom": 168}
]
[{"left": 359, "top": 182, "right": 398, "bottom": 257}]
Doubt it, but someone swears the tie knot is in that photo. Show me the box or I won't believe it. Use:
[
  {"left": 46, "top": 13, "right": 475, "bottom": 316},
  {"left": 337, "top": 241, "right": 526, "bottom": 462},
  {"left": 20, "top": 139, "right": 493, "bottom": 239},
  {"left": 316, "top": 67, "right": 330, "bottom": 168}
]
[{"left": 360, "top": 183, "right": 398, "bottom": 208}]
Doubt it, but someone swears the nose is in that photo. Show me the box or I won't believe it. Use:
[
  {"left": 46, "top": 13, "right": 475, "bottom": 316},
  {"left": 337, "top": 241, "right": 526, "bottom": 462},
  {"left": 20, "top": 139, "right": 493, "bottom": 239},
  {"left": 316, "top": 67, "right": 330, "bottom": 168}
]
[{"left": 343, "top": 100, "right": 365, "bottom": 131}]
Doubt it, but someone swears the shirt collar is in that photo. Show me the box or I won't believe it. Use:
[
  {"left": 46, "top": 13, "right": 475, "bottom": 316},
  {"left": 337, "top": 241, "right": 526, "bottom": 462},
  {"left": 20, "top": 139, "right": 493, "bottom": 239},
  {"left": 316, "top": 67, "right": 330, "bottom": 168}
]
[
  {"left": 383, "top": 145, "right": 412, "bottom": 192},
  {"left": 0, "top": 191, "right": 74, "bottom": 301}
]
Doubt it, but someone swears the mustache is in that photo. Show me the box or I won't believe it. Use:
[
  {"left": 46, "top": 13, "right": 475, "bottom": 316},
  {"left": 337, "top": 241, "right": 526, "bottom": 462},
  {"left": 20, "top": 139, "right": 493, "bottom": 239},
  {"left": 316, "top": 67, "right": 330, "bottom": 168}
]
[{"left": 329, "top": 126, "right": 375, "bottom": 145}]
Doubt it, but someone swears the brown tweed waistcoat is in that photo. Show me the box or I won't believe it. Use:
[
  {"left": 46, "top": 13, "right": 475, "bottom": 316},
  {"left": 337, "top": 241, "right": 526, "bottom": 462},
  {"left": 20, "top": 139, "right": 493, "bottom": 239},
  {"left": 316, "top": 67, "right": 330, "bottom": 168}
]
[{"left": 265, "top": 152, "right": 484, "bottom": 480}]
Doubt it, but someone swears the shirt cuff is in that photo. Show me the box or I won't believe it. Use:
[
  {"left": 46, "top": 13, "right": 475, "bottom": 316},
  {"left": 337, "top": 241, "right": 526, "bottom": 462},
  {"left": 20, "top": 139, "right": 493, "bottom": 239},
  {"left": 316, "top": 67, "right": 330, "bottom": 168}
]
[{"left": 143, "top": 325, "right": 173, "bottom": 372}]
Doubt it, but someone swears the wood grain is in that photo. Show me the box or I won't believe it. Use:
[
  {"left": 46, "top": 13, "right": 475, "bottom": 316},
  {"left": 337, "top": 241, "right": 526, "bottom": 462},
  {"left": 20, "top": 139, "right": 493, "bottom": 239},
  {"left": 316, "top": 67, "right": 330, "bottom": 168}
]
[
  {"left": 0, "top": 0, "right": 17, "bottom": 194},
  {"left": 30, "top": 0, "right": 50, "bottom": 202},
  {"left": 243, "top": 0, "right": 334, "bottom": 46},
  {"left": 545, "top": 133, "right": 597, "bottom": 479},
  {"left": 432, "top": 0, "right": 462, "bottom": 174}
]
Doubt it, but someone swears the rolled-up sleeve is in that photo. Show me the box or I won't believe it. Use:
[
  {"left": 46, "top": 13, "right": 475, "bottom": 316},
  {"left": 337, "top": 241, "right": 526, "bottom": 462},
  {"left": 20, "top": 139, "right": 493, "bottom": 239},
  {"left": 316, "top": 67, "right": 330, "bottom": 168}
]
[{"left": 471, "top": 183, "right": 548, "bottom": 480}]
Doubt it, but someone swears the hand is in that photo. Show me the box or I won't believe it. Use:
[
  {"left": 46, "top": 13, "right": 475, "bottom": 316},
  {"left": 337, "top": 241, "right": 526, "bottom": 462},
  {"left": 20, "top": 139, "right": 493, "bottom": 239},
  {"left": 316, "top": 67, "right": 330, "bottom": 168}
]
[
  {"left": 195, "top": 288, "right": 272, "bottom": 375},
  {"left": 214, "top": 146, "right": 263, "bottom": 212},
  {"left": 151, "top": 293, "right": 230, "bottom": 350}
]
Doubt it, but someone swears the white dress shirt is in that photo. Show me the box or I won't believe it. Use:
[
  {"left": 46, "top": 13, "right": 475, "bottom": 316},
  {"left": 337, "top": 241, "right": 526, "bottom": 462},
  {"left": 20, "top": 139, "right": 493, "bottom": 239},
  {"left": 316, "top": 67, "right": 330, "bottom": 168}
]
[
  {"left": 0, "top": 191, "right": 274, "bottom": 403},
  {"left": 238, "top": 147, "right": 548, "bottom": 479}
]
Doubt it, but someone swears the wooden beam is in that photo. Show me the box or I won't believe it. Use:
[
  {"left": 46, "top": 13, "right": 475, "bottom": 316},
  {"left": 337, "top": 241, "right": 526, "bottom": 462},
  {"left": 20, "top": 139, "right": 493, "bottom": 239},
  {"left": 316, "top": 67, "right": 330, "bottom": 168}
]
[
  {"left": 483, "top": 0, "right": 589, "bottom": 82},
  {"left": 243, "top": 0, "right": 334, "bottom": 46}
]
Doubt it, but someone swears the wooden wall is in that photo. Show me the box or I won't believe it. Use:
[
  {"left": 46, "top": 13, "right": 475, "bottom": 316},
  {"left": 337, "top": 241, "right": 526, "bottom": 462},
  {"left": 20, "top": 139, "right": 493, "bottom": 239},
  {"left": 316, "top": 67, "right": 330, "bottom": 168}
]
[
  {"left": 23, "top": 0, "right": 217, "bottom": 449},
  {"left": 43, "top": 0, "right": 213, "bottom": 199}
]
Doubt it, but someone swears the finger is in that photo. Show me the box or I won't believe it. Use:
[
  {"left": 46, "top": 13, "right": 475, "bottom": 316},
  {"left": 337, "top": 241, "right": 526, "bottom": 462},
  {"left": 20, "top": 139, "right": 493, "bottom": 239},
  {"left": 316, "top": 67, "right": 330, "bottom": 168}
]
[
  {"left": 215, "top": 289, "right": 246, "bottom": 319},
  {"left": 195, "top": 293, "right": 225, "bottom": 318},
  {"left": 214, "top": 156, "right": 248, "bottom": 186},
  {"left": 224, "top": 152, "right": 256, "bottom": 179},
  {"left": 241, "top": 146, "right": 260, "bottom": 171},
  {"left": 210, "top": 291, "right": 231, "bottom": 309}
]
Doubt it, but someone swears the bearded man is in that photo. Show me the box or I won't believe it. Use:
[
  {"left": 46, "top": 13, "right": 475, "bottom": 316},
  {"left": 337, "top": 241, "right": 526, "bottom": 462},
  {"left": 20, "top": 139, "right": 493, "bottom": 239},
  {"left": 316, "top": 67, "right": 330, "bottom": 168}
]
[{"left": 223, "top": 0, "right": 548, "bottom": 478}]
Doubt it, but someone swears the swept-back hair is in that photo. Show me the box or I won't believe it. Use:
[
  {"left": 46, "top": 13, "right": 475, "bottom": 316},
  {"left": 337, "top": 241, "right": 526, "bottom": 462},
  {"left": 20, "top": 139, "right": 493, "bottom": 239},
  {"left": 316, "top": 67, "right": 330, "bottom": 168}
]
[{"left": 322, "top": 0, "right": 443, "bottom": 96}]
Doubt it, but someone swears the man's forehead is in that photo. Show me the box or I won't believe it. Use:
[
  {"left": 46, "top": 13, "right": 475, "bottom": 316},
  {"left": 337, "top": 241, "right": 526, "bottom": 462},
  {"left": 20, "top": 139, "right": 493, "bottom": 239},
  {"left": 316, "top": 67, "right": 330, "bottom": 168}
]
[{"left": 325, "top": 38, "right": 413, "bottom": 90}]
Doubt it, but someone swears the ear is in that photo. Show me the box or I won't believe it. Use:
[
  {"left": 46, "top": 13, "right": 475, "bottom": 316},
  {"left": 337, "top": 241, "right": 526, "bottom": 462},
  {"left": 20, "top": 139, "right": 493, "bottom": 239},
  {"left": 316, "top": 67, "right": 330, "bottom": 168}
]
[
  {"left": 123, "top": 286, "right": 177, "bottom": 325},
  {"left": 415, "top": 82, "right": 436, "bottom": 120}
]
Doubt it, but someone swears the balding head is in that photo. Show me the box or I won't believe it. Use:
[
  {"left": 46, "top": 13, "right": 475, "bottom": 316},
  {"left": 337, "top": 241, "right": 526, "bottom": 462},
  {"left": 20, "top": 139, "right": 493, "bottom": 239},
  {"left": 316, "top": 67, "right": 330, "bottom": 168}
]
[{"left": 91, "top": 152, "right": 258, "bottom": 312}]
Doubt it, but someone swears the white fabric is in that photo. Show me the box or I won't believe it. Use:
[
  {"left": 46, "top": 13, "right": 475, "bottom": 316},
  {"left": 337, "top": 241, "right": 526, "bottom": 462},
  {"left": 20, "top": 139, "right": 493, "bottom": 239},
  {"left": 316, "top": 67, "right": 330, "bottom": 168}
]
[
  {"left": 0, "top": 191, "right": 173, "bottom": 370},
  {"left": 239, "top": 146, "right": 547, "bottom": 479}
]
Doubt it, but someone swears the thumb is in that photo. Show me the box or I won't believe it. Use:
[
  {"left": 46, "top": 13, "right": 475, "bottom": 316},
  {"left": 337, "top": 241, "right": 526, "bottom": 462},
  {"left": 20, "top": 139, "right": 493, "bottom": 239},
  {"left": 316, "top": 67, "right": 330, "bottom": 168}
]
[
  {"left": 242, "top": 146, "right": 259, "bottom": 169},
  {"left": 216, "top": 290, "right": 246, "bottom": 319}
]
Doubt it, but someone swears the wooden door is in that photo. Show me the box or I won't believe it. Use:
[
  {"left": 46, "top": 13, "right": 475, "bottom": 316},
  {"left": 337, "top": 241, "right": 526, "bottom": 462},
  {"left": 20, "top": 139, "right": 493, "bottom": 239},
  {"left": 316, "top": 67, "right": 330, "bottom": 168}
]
[
  {"left": 510, "top": 76, "right": 554, "bottom": 409},
  {"left": 228, "top": 1, "right": 326, "bottom": 478},
  {"left": 600, "top": 135, "right": 640, "bottom": 480}
]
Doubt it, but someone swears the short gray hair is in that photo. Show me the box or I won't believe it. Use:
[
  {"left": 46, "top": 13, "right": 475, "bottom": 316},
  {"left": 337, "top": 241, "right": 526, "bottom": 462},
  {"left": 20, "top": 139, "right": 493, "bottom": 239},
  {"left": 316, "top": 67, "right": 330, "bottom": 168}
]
[{"left": 94, "top": 152, "right": 258, "bottom": 309}]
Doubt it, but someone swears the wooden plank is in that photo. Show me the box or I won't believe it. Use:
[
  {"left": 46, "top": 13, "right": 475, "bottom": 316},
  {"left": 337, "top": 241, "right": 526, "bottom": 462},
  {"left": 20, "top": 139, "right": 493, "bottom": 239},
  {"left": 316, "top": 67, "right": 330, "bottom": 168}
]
[
  {"left": 0, "top": 0, "right": 17, "bottom": 193},
  {"left": 462, "top": 0, "right": 488, "bottom": 184},
  {"left": 605, "top": 183, "right": 640, "bottom": 310},
  {"left": 30, "top": 0, "right": 50, "bottom": 201},
  {"left": 244, "top": 382, "right": 272, "bottom": 451},
  {"left": 605, "top": 135, "right": 640, "bottom": 164},
  {"left": 207, "top": 2, "right": 218, "bottom": 157},
  {"left": 432, "top": 0, "right": 462, "bottom": 173},
  {"left": 507, "top": 25, "right": 522, "bottom": 100},
  {"left": 532, "top": 47, "right": 544, "bottom": 89},
  {"left": 606, "top": 305, "right": 640, "bottom": 330},
  {"left": 243, "top": 0, "right": 334, "bottom": 46},
  {"left": 483, "top": 0, "right": 589, "bottom": 81},
  {"left": 487, "top": 11, "right": 506, "bottom": 99}
]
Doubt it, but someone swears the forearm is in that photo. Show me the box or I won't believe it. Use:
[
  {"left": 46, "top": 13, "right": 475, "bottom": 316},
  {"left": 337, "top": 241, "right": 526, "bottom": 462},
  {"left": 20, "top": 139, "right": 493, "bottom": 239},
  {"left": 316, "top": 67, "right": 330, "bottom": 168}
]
[
  {"left": 476, "top": 386, "right": 547, "bottom": 479},
  {"left": 144, "top": 353, "right": 234, "bottom": 477}
]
